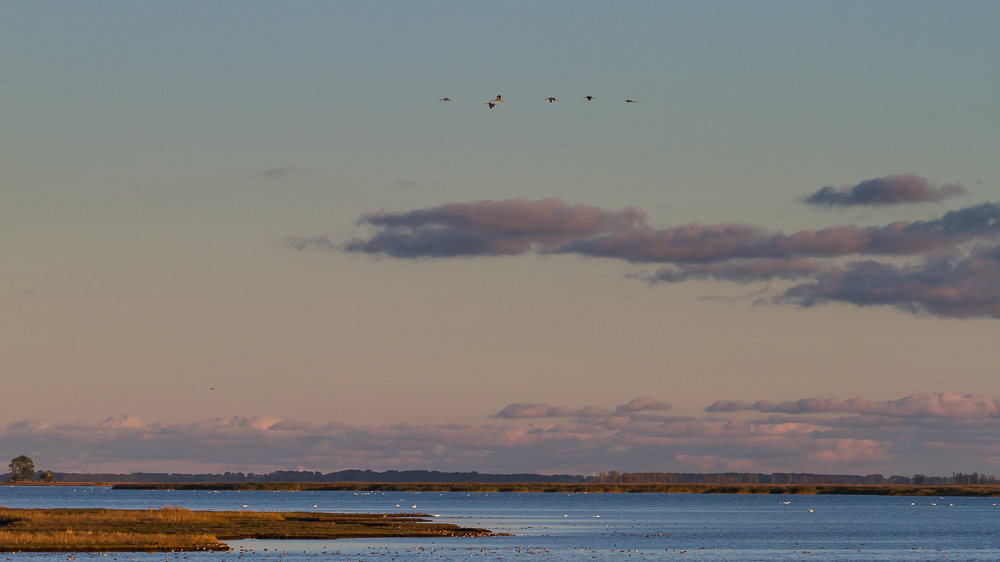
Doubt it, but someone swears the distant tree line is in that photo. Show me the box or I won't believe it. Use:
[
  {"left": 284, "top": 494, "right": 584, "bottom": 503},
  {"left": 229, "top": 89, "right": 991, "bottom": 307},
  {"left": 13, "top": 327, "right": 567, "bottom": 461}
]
[
  {"left": 5, "top": 462, "right": 998, "bottom": 486},
  {"left": 907, "top": 472, "right": 1000, "bottom": 485},
  {"left": 596, "top": 471, "right": 1000, "bottom": 486},
  {"left": 30, "top": 469, "right": 590, "bottom": 484}
]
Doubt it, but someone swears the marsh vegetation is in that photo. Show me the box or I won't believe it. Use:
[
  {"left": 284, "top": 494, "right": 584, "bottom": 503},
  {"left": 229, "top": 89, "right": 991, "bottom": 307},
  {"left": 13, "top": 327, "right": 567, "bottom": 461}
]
[{"left": 0, "top": 506, "right": 495, "bottom": 552}]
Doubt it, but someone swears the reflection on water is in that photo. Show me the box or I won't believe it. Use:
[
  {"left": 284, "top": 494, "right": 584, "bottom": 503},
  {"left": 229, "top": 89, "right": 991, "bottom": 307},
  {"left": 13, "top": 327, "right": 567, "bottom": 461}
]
[{"left": 2, "top": 487, "right": 1000, "bottom": 561}]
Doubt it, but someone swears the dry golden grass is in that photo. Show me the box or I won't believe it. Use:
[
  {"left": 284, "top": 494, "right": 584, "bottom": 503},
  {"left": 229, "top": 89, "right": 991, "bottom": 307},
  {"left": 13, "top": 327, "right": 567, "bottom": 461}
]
[
  {"left": 0, "top": 505, "right": 494, "bottom": 551},
  {"left": 0, "top": 530, "right": 218, "bottom": 550},
  {"left": 0, "top": 505, "right": 281, "bottom": 527}
]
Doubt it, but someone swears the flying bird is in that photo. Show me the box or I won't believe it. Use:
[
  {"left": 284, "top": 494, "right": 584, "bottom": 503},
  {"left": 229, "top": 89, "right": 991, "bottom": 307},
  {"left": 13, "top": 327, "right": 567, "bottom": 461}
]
[
  {"left": 583, "top": 96, "right": 595, "bottom": 101},
  {"left": 546, "top": 97, "right": 559, "bottom": 103},
  {"left": 494, "top": 95, "right": 504, "bottom": 102},
  {"left": 485, "top": 102, "right": 497, "bottom": 109},
  {"left": 210, "top": 387, "right": 215, "bottom": 390},
  {"left": 622, "top": 99, "right": 638, "bottom": 103},
  {"left": 439, "top": 97, "right": 452, "bottom": 102}
]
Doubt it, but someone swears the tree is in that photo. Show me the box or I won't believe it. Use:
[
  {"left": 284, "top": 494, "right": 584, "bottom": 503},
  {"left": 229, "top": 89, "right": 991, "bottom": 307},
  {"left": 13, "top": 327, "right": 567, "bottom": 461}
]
[
  {"left": 37, "top": 470, "right": 56, "bottom": 483},
  {"left": 8, "top": 455, "right": 35, "bottom": 482}
]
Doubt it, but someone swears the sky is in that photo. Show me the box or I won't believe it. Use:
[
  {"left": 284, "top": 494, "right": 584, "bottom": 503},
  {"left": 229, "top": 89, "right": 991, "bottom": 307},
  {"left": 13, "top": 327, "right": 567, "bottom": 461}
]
[{"left": 2, "top": 1, "right": 1000, "bottom": 477}]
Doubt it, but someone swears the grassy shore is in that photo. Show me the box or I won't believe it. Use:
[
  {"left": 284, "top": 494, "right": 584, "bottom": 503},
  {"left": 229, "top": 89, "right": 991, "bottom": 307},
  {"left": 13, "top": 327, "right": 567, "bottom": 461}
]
[
  {"left": 0, "top": 506, "right": 495, "bottom": 552},
  {"left": 112, "top": 482, "right": 1000, "bottom": 496}
]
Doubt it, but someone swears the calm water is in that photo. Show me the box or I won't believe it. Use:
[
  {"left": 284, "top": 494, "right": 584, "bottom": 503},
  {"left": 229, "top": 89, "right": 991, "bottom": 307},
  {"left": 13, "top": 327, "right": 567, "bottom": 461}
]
[{"left": 2, "top": 487, "right": 999, "bottom": 561}]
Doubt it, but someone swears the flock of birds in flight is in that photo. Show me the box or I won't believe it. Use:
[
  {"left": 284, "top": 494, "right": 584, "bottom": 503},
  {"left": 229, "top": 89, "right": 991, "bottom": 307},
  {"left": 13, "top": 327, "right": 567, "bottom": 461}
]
[{"left": 439, "top": 94, "right": 638, "bottom": 109}]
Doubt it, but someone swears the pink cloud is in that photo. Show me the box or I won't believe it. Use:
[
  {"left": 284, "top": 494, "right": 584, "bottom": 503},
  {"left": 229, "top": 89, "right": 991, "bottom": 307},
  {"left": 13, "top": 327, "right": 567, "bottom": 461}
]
[
  {"left": 809, "top": 439, "right": 888, "bottom": 463},
  {"left": 6, "top": 392, "right": 1000, "bottom": 476}
]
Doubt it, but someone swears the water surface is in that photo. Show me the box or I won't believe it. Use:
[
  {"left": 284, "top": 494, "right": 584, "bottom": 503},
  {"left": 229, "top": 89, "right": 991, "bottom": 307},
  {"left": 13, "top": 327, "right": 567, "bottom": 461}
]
[{"left": 2, "top": 487, "right": 998, "bottom": 561}]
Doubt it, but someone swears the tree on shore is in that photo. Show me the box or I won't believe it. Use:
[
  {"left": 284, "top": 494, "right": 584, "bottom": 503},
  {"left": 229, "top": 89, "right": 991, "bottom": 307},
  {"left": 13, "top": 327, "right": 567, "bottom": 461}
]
[
  {"left": 8, "top": 455, "right": 35, "bottom": 482},
  {"left": 37, "top": 470, "right": 56, "bottom": 482}
]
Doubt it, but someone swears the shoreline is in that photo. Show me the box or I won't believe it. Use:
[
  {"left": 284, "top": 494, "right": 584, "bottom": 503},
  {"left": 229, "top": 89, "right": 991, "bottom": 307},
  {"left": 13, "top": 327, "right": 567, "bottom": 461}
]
[{"left": 103, "top": 482, "right": 1000, "bottom": 497}]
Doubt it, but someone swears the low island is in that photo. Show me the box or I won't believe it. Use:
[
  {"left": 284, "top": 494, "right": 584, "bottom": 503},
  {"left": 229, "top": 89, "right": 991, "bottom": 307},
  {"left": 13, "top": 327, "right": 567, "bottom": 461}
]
[{"left": 0, "top": 506, "right": 496, "bottom": 552}]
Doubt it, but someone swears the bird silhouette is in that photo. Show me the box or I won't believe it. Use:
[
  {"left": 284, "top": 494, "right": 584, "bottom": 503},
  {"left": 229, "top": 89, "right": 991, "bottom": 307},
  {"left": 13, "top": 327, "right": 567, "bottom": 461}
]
[
  {"left": 439, "top": 97, "right": 452, "bottom": 102},
  {"left": 494, "top": 95, "right": 504, "bottom": 102},
  {"left": 210, "top": 387, "right": 215, "bottom": 390},
  {"left": 622, "top": 99, "right": 638, "bottom": 103},
  {"left": 583, "top": 96, "right": 596, "bottom": 101},
  {"left": 485, "top": 102, "right": 497, "bottom": 109},
  {"left": 546, "top": 97, "right": 559, "bottom": 103}
]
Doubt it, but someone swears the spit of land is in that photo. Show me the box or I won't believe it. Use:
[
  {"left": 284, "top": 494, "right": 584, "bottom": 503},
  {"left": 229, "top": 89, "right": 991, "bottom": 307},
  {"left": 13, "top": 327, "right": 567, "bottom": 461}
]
[{"left": 0, "top": 506, "right": 496, "bottom": 552}]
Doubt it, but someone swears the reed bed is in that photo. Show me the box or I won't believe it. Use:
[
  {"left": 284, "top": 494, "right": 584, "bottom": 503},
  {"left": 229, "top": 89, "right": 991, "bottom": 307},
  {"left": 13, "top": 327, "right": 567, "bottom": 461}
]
[
  {"left": 0, "top": 506, "right": 281, "bottom": 528},
  {"left": 0, "top": 506, "right": 494, "bottom": 552},
  {"left": 0, "top": 530, "right": 219, "bottom": 551}
]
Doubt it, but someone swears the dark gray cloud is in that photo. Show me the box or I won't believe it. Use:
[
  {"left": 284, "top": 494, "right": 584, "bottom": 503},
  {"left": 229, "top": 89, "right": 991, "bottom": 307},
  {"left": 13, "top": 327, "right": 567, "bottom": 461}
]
[
  {"left": 343, "top": 198, "right": 646, "bottom": 258},
  {"left": 804, "top": 174, "right": 965, "bottom": 207},
  {"left": 332, "top": 199, "right": 1000, "bottom": 263},
  {"left": 357, "top": 198, "right": 646, "bottom": 234},
  {"left": 615, "top": 397, "right": 672, "bottom": 413},
  {"left": 293, "top": 196, "right": 1000, "bottom": 319},
  {"left": 776, "top": 247, "right": 1000, "bottom": 319},
  {"left": 903, "top": 202, "right": 1000, "bottom": 237},
  {"left": 562, "top": 203, "right": 1000, "bottom": 263},
  {"left": 635, "top": 258, "right": 827, "bottom": 284},
  {"left": 344, "top": 229, "right": 535, "bottom": 258}
]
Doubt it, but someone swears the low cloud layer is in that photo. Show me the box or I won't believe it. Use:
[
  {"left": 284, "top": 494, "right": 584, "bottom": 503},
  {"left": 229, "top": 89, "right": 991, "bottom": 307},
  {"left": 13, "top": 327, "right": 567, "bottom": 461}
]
[
  {"left": 707, "top": 391, "right": 1000, "bottom": 418},
  {"left": 289, "top": 176, "right": 1000, "bottom": 319},
  {"left": 803, "top": 175, "right": 965, "bottom": 207},
  {"left": 493, "top": 397, "right": 670, "bottom": 420},
  {"left": 4, "top": 392, "right": 1000, "bottom": 476}
]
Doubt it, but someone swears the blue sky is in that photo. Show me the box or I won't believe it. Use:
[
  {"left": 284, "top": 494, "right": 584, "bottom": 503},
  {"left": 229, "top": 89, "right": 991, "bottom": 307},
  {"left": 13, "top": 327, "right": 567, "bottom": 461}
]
[{"left": 3, "top": 1, "right": 1000, "bottom": 475}]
